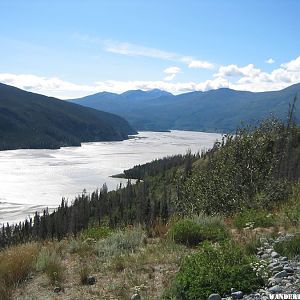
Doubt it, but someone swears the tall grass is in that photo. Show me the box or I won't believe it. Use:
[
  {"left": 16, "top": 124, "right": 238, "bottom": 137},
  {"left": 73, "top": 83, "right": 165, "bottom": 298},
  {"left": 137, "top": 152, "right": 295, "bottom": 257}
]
[
  {"left": 95, "top": 226, "right": 146, "bottom": 259},
  {"left": 35, "top": 247, "right": 64, "bottom": 284},
  {"left": 0, "top": 243, "right": 39, "bottom": 299}
]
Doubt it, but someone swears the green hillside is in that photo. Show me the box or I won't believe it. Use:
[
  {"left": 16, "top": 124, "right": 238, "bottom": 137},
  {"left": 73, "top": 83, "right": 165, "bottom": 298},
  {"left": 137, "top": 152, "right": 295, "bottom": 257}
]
[
  {"left": 69, "top": 84, "right": 300, "bottom": 132},
  {"left": 0, "top": 83, "right": 136, "bottom": 150}
]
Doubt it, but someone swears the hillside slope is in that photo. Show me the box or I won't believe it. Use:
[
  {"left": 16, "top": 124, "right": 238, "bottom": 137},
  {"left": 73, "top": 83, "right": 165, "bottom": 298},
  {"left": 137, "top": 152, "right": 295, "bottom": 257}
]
[
  {"left": 0, "top": 83, "right": 136, "bottom": 150},
  {"left": 69, "top": 84, "right": 300, "bottom": 132}
]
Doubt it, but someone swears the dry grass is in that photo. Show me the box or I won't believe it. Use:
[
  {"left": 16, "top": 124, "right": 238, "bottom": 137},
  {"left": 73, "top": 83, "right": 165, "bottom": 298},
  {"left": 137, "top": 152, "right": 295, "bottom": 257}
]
[
  {"left": 0, "top": 243, "right": 39, "bottom": 299},
  {"left": 12, "top": 232, "right": 188, "bottom": 300}
]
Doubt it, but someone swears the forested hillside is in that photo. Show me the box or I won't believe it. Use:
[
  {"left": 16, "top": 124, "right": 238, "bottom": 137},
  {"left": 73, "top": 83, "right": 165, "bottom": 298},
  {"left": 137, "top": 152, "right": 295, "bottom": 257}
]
[
  {"left": 0, "top": 83, "right": 136, "bottom": 150},
  {"left": 1, "top": 107, "right": 299, "bottom": 247},
  {"left": 69, "top": 83, "right": 300, "bottom": 132}
]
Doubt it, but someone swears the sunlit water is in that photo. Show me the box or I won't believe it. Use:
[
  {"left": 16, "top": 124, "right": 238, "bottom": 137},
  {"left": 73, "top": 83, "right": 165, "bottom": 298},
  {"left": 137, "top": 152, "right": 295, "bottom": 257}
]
[{"left": 0, "top": 131, "right": 221, "bottom": 224}]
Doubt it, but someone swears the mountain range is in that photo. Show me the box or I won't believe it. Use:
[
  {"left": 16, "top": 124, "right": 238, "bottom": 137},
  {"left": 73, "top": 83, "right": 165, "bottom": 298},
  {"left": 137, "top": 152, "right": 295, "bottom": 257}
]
[
  {"left": 69, "top": 84, "right": 300, "bottom": 132},
  {"left": 0, "top": 83, "right": 136, "bottom": 150}
]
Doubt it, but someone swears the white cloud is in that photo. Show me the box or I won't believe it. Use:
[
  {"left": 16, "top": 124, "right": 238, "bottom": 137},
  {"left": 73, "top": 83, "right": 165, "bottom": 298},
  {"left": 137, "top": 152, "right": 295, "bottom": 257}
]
[
  {"left": 215, "top": 64, "right": 261, "bottom": 78},
  {"left": 186, "top": 59, "right": 214, "bottom": 69},
  {"left": 163, "top": 66, "right": 181, "bottom": 81},
  {"left": 281, "top": 56, "right": 300, "bottom": 72},
  {"left": 75, "top": 35, "right": 214, "bottom": 70},
  {"left": 265, "top": 58, "right": 275, "bottom": 64},
  {"left": 213, "top": 56, "right": 300, "bottom": 92},
  {"left": 104, "top": 40, "right": 176, "bottom": 60},
  {"left": 1, "top": 56, "right": 300, "bottom": 98}
]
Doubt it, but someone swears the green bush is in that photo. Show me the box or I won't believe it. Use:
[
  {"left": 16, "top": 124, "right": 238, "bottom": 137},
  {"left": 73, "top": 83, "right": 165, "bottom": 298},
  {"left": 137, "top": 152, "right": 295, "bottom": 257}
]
[
  {"left": 81, "top": 225, "right": 112, "bottom": 240},
  {"left": 273, "top": 235, "right": 300, "bottom": 258},
  {"left": 192, "top": 214, "right": 230, "bottom": 242},
  {"left": 167, "top": 242, "right": 265, "bottom": 300},
  {"left": 95, "top": 226, "right": 146, "bottom": 258},
  {"left": 233, "top": 209, "right": 276, "bottom": 229},
  {"left": 168, "top": 219, "right": 204, "bottom": 247},
  {"left": 169, "top": 218, "right": 229, "bottom": 247}
]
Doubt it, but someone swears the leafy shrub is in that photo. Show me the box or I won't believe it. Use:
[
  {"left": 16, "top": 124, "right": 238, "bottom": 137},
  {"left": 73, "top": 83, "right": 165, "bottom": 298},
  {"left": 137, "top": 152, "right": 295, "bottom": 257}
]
[
  {"left": 273, "top": 235, "right": 300, "bottom": 258},
  {"left": 233, "top": 209, "right": 276, "bottom": 229},
  {"left": 95, "top": 226, "right": 146, "bottom": 258},
  {"left": 192, "top": 214, "right": 230, "bottom": 242},
  {"left": 168, "top": 219, "right": 204, "bottom": 246},
  {"left": 167, "top": 242, "right": 264, "bottom": 300},
  {"left": 36, "top": 247, "right": 64, "bottom": 284},
  {"left": 169, "top": 217, "right": 229, "bottom": 247}
]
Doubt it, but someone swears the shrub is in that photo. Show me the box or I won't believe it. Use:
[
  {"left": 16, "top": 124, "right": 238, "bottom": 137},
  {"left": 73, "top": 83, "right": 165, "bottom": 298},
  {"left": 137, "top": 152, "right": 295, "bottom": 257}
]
[
  {"left": 67, "top": 238, "right": 94, "bottom": 256},
  {"left": 95, "top": 226, "right": 146, "bottom": 258},
  {"left": 167, "top": 242, "right": 265, "bottom": 300},
  {"left": 36, "top": 247, "right": 64, "bottom": 284},
  {"left": 233, "top": 209, "right": 276, "bottom": 229},
  {"left": 168, "top": 219, "right": 203, "bottom": 246},
  {"left": 281, "top": 181, "right": 300, "bottom": 227},
  {"left": 273, "top": 235, "right": 300, "bottom": 258},
  {"left": 81, "top": 225, "right": 112, "bottom": 240},
  {"left": 169, "top": 217, "right": 229, "bottom": 247},
  {"left": 79, "top": 263, "right": 91, "bottom": 285},
  {"left": 0, "top": 243, "right": 39, "bottom": 287},
  {"left": 192, "top": 214, "right": 229, "bottom": 242}
]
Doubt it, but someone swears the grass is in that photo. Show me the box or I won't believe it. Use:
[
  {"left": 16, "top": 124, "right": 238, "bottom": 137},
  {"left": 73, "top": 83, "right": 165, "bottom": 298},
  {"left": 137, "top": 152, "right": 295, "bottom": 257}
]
[
  {"left": 233, "top": 208, "right": 277, "bottom": 229},
  {"left": 273, "top": 235, "right": 300, "bottom": 258},
  {"left": 95, "top": 226, "right": 146, "bottom": 259},
  {"left": 0, "top": 243, "right": 39, "bottom": 300},
  {"left": 35, "top": 247, "right": 64, "bottom": 285}
]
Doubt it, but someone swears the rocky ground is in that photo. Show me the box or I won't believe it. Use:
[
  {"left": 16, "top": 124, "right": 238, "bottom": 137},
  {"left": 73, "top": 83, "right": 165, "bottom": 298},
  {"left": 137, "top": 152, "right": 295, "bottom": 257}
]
[{"left": 209, "top": 234, "right": 300, "bottom": 300}]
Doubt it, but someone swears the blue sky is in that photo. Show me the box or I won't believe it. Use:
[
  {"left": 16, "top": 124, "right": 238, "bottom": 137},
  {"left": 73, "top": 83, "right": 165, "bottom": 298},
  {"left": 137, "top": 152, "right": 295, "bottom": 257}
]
[{"left": 1, "top": 0, "right": 300, "bottom": 98}]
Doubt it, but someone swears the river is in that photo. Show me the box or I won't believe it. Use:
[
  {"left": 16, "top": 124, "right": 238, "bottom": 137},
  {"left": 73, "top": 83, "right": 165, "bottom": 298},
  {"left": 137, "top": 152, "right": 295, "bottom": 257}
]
[{"left": 0, "top": 130, "right": 221, "bottom": 225}]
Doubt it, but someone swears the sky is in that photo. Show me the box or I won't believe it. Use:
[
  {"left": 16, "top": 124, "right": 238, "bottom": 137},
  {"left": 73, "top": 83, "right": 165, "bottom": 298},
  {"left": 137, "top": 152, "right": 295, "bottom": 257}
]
[{"left": 0, "top": 0, "right": 300, "bottom": 99}]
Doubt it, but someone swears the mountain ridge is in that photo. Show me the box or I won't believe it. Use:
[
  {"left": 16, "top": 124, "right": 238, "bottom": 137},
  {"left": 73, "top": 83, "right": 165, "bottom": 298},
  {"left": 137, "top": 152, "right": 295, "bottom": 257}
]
[
  {"left": 69, "top": 83, "right": 300, "bottom": 132},
  {"left": 0, "top": 83, "right": 136, "bottom": 150}
]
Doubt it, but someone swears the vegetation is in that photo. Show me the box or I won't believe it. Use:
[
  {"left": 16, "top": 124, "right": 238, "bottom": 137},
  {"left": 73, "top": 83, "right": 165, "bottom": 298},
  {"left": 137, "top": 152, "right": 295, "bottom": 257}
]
[
  {"left": 0, "top": 82, "right": 136, "bottom": 150},
  {"left": 35, "top": 247, "right": 64, "bottom": 284},
  {"left": 0, "top": 243, "right": 39, "bottom": 299},
  {"left": 233, "top": 209, "right": 276, "bottom": 229},
  {"left": 273, "top": 235, "right": 300, "bottom": 258},
  {"left": 165, "top": 241, "right": 265, "bottom": 300},
  {"left": 1, "top": 103, "right": 300, "bottom": 298},
  {"left": 1, "top": 107, "right": 299, "bottom": 248},
  {"left": 168, "top": 219, "right": 204, "bottom": 246},
  {"left": 168, "top": 216, "right": 229, "bottom": 246}
]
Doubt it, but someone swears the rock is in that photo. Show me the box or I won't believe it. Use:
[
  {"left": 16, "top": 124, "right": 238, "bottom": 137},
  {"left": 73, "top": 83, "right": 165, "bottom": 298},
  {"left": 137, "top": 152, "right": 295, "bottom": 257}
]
[
  {"left": 274, "top": 270, "right": 288, "bottom": 278},
  {"left": 272, "top": 265, "right": 283, "bottom": 272},
  {"left": 208, "top": 294, "right": 222, "bottom": 300},
  {"left": 268, "top": 262, "right": 280, "bottom": 268},
  {"left": 283, "top": 266, "right": 294, "bottom": 273},
  {"left": 86, "top": 275, "right": 96, "bottom": 285},
  {"left": 131, "top": 293, "right": 141, "bottom": 300},
  {"left": 281, "top": 256, "right": 288, "bottom": 261},
  {"left": 231, "top": 291, "right": 243, "bottom": 299},
  {"left": 271, "top": 251, "right": 280, "bottom": 258},
  {"left": 53, "top": 286, "right": 61, "bottom": 293},
  {"left": 261, "top": 254, "right": 269, "bottom": 259},
  {"left": 269, "top": 285, "right": 282, "bottom": 294}
]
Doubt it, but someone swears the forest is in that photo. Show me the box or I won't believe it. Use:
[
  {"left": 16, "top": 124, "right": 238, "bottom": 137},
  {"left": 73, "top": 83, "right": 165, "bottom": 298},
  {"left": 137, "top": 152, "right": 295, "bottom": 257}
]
[{"left": 0, "top": 102, "right": 299, "bottom": 248}]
